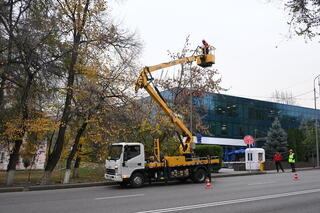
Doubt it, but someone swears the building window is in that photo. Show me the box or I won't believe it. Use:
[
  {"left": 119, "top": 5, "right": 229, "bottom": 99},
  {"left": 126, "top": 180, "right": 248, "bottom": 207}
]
[
  {"left": 247, "top": 153, "right": 253, "bottom": 161},
  {"left": 221, "top": 124, "right": 228, "bottom": 136}
]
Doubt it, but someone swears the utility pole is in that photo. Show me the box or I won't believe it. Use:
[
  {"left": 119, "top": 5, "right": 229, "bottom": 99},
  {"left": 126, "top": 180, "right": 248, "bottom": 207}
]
[
  {"left": 313, "top": 75, "right": 320, "bottom": 168},
  {"left": 190, "top": 67, "right": 193, "bottom": 136}
]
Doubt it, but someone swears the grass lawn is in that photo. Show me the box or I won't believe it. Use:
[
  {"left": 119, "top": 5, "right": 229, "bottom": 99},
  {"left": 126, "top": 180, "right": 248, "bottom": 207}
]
[{"left": 0, "top": 163, "right": 106, "bottom": 187}]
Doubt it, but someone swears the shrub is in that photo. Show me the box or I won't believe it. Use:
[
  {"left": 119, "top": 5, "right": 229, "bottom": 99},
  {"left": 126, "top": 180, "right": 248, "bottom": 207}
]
[{"left": 194, "top": 144, "right": 223, "bottom": 172}]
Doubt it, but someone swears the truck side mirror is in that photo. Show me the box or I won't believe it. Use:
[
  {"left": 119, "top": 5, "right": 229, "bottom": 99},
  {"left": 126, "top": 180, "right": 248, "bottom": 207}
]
[
  {"left": 123, "top": 145, "right": 129, "bottom": 162},
  {"left": 122, "top": 153, "right": 127, "bottom": 167},
  {"left": 123, "top": 152, "right": 128, "bottom": 162}
]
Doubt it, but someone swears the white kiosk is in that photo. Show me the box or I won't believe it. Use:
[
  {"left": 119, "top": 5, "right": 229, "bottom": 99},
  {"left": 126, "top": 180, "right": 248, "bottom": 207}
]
[{"left": 245, "top": 148, "right": 265, "bottom": 171}]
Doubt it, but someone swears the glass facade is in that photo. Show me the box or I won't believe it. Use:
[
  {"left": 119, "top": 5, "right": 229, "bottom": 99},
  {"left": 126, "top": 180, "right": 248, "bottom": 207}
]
[
  {"left": 192, "top": 92, "right": 320, "bottom": 141},
  {"left": 155, "top": 90, "right": 320, "bottom": 160}
]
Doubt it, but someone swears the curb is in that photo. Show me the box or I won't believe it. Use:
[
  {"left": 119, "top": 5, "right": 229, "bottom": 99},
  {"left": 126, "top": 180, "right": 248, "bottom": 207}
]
[
  {"left": 0, "top": 186, "right": 25, "bottom": 193},
  {"left": 213, "top": 171, "right": 266, "bottom": 178},
  {"left": 27, "top": 181, "right": 115, "bottom": 191},
  {"left": 264, "top": 167, "right": 319, "bottom": 174},
  {"left": 0, "top": 182, "right": 116, "bottom": 193}
]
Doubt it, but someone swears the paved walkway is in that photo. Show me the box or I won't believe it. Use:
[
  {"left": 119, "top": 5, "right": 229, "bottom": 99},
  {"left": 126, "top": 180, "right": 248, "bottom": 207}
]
[
  {"left": 212, "top": 168, "right": 265, "bottom": 178},
  {"left": 214, "top": 167, "right": 317, "bottom": 177}
]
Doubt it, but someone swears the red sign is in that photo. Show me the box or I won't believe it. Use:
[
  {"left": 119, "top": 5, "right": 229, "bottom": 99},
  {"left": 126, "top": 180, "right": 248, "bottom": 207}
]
[{"left": 244, "top": 135, "right": 254, "bottom": 145}]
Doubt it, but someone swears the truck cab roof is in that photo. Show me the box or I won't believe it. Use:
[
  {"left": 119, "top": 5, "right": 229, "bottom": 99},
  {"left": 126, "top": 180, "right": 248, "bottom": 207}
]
[{"left": 113, "top": 142, "right": 142, "bottom": 146}]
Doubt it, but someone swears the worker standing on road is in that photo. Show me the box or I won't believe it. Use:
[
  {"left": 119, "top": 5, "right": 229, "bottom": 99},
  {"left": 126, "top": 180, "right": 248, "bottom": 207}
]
[
  {"left": 288, "top": 149, "right": 296, "bottom": 172},
  {"left": 273, "top": 152, "right": 284, "bottom": 172}
]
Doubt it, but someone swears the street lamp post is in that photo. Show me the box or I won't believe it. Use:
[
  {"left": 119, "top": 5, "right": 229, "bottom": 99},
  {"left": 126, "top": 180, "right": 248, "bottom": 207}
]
[
  {"left": 190, "top": 66, "right": 193, "bottom": 136},
  {"left": 313, "top": 75, "right": 320, "bottom": 168}
]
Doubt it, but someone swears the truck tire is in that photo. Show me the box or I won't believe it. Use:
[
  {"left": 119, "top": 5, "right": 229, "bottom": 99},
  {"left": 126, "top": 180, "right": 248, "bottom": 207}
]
[
  {"left": 191, "top": 169, "right": 206, "bottom": 183},
  {"left": 130, "top": 172, "right": 144, "bottom": 188}
]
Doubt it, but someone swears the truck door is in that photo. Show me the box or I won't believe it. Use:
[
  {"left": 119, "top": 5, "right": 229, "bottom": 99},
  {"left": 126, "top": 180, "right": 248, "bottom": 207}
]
[{"left": 123, "top": 144, "right": 145, "bottom": 176}]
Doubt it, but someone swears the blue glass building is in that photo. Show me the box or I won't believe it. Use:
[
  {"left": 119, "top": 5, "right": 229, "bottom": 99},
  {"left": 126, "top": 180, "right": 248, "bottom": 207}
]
[
  {"left": 192, "top": 92, "right": 320, "bottom": 161},
  {"left": 192, "top": 92, "right": 319, "bottom": 140},
  {"left": 152, "top": 90, "right": 320, "bottom": 161},
  {"left": 161, "top": 90, "right": 319, "bottom": 139}
]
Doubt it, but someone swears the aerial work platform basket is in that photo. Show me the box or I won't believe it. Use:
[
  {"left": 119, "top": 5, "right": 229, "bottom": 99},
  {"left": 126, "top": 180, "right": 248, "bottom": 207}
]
[{"left": 197, "top": 53, "right": 215, "bottom": 68}]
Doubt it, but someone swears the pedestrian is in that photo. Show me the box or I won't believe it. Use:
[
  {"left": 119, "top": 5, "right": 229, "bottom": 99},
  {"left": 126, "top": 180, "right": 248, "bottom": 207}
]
[
  {"left": 273, "top": 152, "right": 284, "bottom": 172},
  {"left": 288, "top": 149, "right": 296, "bottom": 172},
  {"left": 202, "top": 40, "right": 209, "bottom": 54}
]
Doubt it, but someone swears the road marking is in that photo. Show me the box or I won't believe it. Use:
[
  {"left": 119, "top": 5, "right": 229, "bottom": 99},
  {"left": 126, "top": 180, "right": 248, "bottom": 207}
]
[
  {"left": 95, "top": 193, "right": 144, "bottom": 200},
  {"left": 248, "top": 181, "right": 276, "bottom": 186},
  {"left": 134, "top": 188, "right": 320, "bottom": 213}
]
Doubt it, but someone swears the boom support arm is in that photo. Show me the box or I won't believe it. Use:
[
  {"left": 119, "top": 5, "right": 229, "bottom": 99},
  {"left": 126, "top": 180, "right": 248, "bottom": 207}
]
[{"left": 135, "top": 53, "right": 215, "bottom": 154}]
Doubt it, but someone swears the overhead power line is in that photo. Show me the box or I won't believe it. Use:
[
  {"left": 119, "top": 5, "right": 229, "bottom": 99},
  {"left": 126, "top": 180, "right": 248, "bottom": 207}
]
[{"left": 292, "top": 90, "right": 313, "bottom": 98}]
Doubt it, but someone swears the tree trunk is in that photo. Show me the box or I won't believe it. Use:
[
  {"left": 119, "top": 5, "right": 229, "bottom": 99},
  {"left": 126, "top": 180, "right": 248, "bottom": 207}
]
[
  {"left": 41, "top": 1, "right": 90, "bottom": 184},
  {"left": 43, "top": 126, "right": 67, "bottom": 178},
  {"left": 6, "top": 170, "right": 16, "bottom": 185},
  {"left": 5, "top": 72, "right": 33, "bottom": 185},
  {"left": 63, "top": 122, "right": 87, "bottom": 183},
  {"left": 45, "top": 130, "right": 55, "bottom": 167},
  {"left": 42, "top": 36, "right": 80, "bottom": 184},
  {"left": 63, "top": 169, "right": 72, "bottom": 184},
  {"left": 73, "top": 156, "right": 81, "bottom": 178},
  {"left": 72, "top": 143, "right": 82, "bottom": 179},
  {"left": 0, "top": 74, "right": 6, "bottom": 110},
  {"left": 41, "top": 170, "right": 52, "bottom": 185},
  {"left": 6, "top": 139, "right": 23, "bottom": 185}
]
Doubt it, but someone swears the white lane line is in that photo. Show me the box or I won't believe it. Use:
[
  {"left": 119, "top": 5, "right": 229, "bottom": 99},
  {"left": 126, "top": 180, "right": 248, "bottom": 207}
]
[
  {"left": 95, "top": 193, "right": 144, "bottom": 200},
  {"left": 134, "top": 188, "right": 320, "bottom": 213},
  {"left": 248, "top": 181, "right": 276, "bottom": 186}
]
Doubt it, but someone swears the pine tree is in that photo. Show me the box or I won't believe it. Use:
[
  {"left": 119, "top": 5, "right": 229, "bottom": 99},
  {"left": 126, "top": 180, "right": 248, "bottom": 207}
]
[{"left": 263, "top": 117, "right": 288, "bottom": 159}]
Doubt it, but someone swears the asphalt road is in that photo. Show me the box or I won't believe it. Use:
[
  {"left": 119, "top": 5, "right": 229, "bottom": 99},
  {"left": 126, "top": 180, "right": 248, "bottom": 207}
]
[{"left": 1, "top": 170, "right": 320, "bottom": 213}]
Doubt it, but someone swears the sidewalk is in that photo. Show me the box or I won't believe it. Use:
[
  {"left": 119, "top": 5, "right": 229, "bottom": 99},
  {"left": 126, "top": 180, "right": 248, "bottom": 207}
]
[
  {"left": 264, "top": 166, "right": 318, "bottom": 174},
  {"left": 212, "top": 168, "right": 265, "bottom": 178},
  {"left": 0, "top": 167, "right": 317, "bottom": 193},
  {"left": 215, "top": 166, "right": 319, "bottom": 177}
]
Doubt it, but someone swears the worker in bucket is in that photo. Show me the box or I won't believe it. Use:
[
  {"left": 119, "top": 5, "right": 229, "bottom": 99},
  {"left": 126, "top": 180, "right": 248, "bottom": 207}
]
[{"left": 202, "top": 40, "right": 209, "bottom": 54}]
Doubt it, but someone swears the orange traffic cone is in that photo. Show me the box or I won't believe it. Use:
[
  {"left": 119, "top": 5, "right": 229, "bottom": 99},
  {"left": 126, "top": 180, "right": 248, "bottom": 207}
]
[
  {"left": 292, "top": 173, "right": 300, "bottom": 181},
  {"left": 204, "top": 178, "right": 213, "bottom": 189}
]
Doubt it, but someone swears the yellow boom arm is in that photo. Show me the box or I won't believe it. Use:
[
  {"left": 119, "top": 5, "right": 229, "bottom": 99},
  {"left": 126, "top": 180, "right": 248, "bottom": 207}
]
[{"left": 135, "top": 51, "right": 215, "bottom": 155}]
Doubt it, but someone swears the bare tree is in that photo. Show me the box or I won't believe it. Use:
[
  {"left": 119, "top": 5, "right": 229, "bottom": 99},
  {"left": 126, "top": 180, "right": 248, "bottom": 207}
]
[
  {"left": 271, "top": 90, "right": 297, "bottom": 105},
  {"left": 156, "top": 36, "right": 224, "bottom": 135},
  {"left": 284, "top": 0, "right": 320, "bottom": 40}
]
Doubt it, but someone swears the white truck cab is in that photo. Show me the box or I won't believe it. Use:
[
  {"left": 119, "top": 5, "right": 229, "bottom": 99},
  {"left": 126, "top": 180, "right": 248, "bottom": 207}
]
[
  {"left": 105, "top": 141, "right": 220, "bottom": 188},
  {"left": 105, "top": 142, "right": 145, "bottom": 185}
]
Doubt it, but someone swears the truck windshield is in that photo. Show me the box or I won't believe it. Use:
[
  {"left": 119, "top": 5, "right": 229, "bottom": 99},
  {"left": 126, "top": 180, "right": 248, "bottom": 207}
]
[{"left": 109, "top": 145, "right": 123, "bottom": 160}]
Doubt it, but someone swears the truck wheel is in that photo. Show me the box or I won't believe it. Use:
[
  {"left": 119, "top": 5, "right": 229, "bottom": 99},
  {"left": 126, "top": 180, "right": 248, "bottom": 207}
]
[
  {"left": 192, "top": 169, "right": 206, "bottom": 183},
  {"left": 130, "top": 172, "right": 144, "bottom": 188}
]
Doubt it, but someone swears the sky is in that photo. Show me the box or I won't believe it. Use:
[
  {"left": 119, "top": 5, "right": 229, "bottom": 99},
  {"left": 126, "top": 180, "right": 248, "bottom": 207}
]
[{"left": 110, "top": 0, "right": 320, "bottom": 109}]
